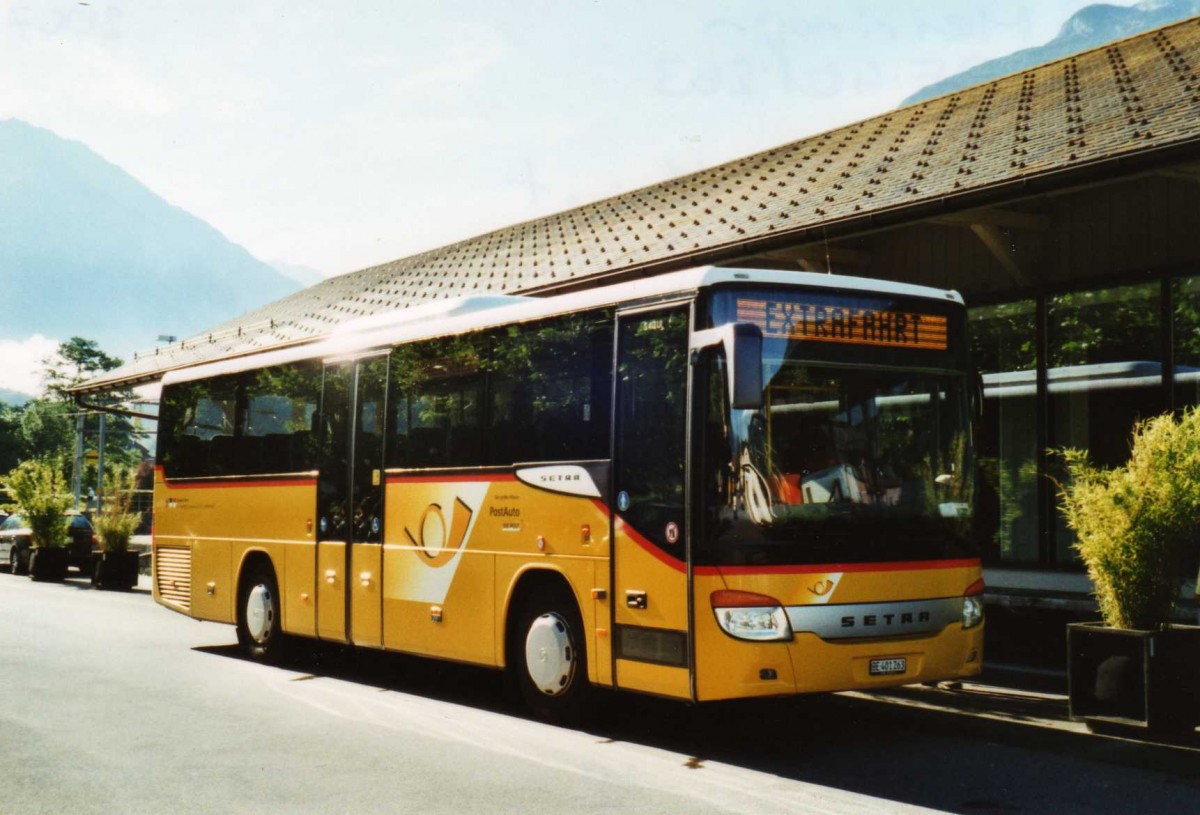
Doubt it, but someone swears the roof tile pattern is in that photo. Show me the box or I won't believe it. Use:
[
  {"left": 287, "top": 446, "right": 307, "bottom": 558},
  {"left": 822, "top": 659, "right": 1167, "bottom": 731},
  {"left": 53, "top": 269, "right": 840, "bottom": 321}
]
[{"left": 85, "top": 17, "right": 1200, "bottom": 392}]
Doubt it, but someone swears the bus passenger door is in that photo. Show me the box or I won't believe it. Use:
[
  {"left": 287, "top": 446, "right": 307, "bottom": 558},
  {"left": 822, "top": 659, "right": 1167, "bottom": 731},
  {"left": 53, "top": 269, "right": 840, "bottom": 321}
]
[
  {"left": 612, "top": 306, "right": 693, "bottom": 700},
  {"left": 316, "top": 355, "right": 388, "bottom": 646},
  {"left": 348, "top": 356, "right": 388, "bottom": 648}
]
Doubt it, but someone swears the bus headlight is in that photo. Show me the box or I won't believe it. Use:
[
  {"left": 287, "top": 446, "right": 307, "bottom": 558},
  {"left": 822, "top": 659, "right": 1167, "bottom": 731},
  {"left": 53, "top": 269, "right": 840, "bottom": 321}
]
[
  {"left": 962, "top": 578, "right": 985, "bottom": 629},
  {"left": 711, "top": 590, "right": 793, "bottom": 642}
]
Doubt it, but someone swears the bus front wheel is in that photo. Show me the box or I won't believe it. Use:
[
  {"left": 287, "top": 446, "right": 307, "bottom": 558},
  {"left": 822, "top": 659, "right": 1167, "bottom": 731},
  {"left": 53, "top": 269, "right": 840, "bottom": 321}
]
[
  {"left": 509, "top": 584, "right": 591, "bottom": 723},
  {"left": 237, "top": 564, "right": 288, "bottom": 662}
]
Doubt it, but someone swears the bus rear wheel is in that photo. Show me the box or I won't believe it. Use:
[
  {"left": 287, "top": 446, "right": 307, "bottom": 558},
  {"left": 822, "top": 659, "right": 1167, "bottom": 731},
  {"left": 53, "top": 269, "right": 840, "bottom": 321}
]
[
  {"left": 509, "top": 584, "right": 591, "bottom": 723},
  {"left": 237, "top": 564, "right": 288, "bottom": 662}
]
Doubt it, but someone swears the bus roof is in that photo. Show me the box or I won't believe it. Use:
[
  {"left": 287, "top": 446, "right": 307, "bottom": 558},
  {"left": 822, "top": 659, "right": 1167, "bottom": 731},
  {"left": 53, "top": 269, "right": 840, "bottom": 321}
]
[{"left": 162, "top": 265, "right": 963, "bottom": 387}]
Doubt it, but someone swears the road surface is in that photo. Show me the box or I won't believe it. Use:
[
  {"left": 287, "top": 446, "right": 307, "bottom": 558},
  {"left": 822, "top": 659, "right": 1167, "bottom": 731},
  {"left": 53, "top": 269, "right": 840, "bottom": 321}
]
[{"left": 0, "top": 571, "right": 1196, "bottom": 814}]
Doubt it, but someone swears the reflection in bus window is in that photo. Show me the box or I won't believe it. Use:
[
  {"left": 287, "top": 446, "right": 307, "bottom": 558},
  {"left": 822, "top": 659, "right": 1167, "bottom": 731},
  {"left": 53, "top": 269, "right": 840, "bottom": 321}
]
[
  {"left": 615, "top": 310, "right": 688, "bottom": 550},
  {"left": 159, "top": 376, "right": 238, "bottom": 477},
  {"left": 701, "top": 361, "right": 974, "bottom": 565},
  {"left": 387, "top": 311, "right": 613, "bottom": 469}
]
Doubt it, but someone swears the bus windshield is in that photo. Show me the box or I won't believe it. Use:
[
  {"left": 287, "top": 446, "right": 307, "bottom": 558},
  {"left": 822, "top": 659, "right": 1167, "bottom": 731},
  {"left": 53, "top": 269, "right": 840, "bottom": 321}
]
[{"left": 699, "top": 289, "right": 976, "bottom": 566}]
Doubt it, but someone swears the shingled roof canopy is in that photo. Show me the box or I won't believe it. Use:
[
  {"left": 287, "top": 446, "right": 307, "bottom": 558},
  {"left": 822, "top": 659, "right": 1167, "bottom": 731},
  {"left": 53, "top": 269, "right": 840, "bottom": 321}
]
[{"left": 76, "top": 16, "right": 1200, "bottom": 395}]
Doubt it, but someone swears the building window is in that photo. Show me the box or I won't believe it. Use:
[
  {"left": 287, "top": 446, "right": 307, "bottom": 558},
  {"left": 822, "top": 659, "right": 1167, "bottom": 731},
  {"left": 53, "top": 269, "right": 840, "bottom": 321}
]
[
  {"left": 1047, "top": 282, "right": 1164, "bottom": 563},
  {"left": 970, "top": 300, "right": 1039, "bottom": 564},
  {"left": 1173, "top": 275, "right": 1200, "bottom": 409}
]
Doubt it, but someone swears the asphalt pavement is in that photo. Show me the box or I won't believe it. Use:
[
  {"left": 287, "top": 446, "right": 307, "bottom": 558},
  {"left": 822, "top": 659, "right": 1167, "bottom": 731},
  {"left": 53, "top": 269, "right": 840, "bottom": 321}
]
[{"left": 1, "top": 568, "right": 1197, "bottom": 815}]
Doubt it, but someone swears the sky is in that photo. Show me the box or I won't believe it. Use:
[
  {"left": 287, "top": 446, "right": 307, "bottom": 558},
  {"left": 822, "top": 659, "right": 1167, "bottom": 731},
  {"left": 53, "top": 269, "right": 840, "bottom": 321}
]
[{"left": 0, "top": 0, "right": 1098, "bottom": 394}]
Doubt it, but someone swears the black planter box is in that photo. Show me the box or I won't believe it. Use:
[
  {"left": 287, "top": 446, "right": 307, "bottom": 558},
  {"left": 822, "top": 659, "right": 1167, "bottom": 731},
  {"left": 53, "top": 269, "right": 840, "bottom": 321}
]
[
  {"left": 28, "top": 547, "right": 69, "bottom": 582},
  {"left": 91, "top": 550, "right": 140, "bottom": 590},
  {"left": 1067, "top": 621, "right": 1200, "bottom": 733}
]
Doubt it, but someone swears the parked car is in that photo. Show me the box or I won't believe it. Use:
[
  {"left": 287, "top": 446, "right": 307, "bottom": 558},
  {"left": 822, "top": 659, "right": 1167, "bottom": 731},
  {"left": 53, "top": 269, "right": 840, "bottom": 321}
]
[{"left": 1, "top": 513, "right": 97, "bottom": 575}]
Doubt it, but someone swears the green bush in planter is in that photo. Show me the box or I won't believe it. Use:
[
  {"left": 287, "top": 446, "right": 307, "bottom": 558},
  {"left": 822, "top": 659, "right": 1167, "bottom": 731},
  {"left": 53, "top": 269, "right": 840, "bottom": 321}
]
[
  {"left": 1058, "top": 407, "right": 1200, "bottom": 630},
  {"left": 2, "top": 458, "right": 74, "bottom": 549},
  {"left": 94, "top": 465, "right": 140, "bottom": 553}
]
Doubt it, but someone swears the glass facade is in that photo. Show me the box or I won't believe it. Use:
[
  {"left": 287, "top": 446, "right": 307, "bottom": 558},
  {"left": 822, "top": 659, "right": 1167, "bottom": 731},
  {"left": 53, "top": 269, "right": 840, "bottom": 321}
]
[
  {"left": 971, "top": 300, "right": 1039, "bottom": 564},
  {"left": 1173, "top": 276, "right": 1200, "bottom": 408},
  {"left": 1047, "top": 283, "right": 1162, "bottom": 563},
  {"left": 970, "top": 278, "right": 1190, "bottom": 569}
]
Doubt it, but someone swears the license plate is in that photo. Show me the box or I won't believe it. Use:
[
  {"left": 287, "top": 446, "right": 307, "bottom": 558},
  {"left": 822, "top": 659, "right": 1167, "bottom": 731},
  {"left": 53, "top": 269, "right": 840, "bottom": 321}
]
[{"left": 869, "top": 657, "right": 907, "bottom": 676}]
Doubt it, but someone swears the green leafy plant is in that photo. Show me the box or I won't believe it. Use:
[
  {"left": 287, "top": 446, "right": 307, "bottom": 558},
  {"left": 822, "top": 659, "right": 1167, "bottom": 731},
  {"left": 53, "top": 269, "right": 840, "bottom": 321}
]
[
  {"left": 2, "top": 457, "right": 74, "bottom": 549},
  {"left": 1058, "top": 407, "right": 1200, "bottom": 630},
  {"left": 94, "top": 465, "right": 141, "bottom": 554}
]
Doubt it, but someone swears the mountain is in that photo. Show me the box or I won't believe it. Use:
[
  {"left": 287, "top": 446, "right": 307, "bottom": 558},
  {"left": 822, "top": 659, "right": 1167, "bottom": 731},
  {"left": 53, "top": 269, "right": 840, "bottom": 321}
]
[
  {"left": 270, "top": 259, "right": 328, "bottom": 288},
  {"left": 0, "top": 119, "right": 300, "bottom": 358},
  {"left": 902, "top": 0, "right": 1200, "bottom": 105},
  {"left": 0, "top": 389, "right": 29, "bottom": 407}
]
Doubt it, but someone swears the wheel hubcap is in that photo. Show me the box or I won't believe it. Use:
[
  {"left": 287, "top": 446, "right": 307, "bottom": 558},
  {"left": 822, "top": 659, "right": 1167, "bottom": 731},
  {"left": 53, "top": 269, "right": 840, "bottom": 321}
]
[
  {"left": 525, "top": 612, "right": 575, "bottom": 696},
  {"left": 246, "top": 584, "right": 275, "bottom": 643}
]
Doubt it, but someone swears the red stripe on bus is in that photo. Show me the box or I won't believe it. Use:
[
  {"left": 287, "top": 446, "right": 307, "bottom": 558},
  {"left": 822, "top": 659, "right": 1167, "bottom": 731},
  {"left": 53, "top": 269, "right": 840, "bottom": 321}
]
[
  {"left": 614, "top": 516, "right": 686, "bottom": 572},
  {"left": 588, "top": 498, "right": 687, "bottom": 572},
  {"left": 694, "top": 558, "right": 981, "bottom": 577},
  {"left": 162, "top": 476, "right": 318, "bottom": 490},
  {"left": 594, "top": 497, "right": 978, "bottom": 577},
  {"left": 385, "top": 473, "right": 518, "bottom": 484}
]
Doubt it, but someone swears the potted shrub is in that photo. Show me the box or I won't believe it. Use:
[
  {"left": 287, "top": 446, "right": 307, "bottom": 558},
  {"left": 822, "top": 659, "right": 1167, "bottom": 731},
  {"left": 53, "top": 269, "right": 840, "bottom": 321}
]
[
  {"left": 1058, "top": 408, "right": 1200, "bottom": 734},
  {"left": 2, "top": 458, "right": 74, "bottom": 582},
  {"left": 91, "top": 465, "right": 142, "bottom": 591}
]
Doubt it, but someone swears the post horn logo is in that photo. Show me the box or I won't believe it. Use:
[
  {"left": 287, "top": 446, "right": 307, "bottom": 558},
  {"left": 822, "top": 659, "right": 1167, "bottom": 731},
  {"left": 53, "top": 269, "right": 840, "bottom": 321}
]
[
  {"left": 405, "top": 497, "right": 473, "bottom": 567},
  {"left": 808, "top": 578, "right": 836, "bottom": 598}
]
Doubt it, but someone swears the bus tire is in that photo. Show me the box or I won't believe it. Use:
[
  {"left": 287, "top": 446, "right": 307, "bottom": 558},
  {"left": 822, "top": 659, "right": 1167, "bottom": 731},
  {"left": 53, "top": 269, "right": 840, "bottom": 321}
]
[
  {"left": 237, "top": 563, "right": 288, "bottom": 663},
  {"left": 10, "top": 546, "right": 26, "bottom": 576},
  {"left": 508, "top": 583, "right": 591, "bottom": 723}
]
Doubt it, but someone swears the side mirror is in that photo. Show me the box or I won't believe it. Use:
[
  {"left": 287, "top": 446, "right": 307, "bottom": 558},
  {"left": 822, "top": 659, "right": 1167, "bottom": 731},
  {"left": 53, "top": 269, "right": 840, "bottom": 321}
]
[{"left": 691, "top": 322, "right": 764, "bottom": 410}]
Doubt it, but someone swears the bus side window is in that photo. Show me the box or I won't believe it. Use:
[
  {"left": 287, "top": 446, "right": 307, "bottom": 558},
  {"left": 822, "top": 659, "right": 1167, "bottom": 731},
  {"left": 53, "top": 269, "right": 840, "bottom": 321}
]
[
  {"left": 162, "top": 377, "right": 237, "bottom": 478},
  {"left": 388, "top": 338, "right": 485, "bottom": 470},
  {"left": 242, "top": 362, "right": 322, "bottom": 476},
  {"left": 487, "top": 311, "right": 613, "bottom": 465}
]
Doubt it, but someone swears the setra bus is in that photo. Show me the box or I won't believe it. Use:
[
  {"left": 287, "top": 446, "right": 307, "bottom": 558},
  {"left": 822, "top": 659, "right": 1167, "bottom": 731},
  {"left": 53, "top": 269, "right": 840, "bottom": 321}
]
[{"left": 152, "top": 266, "right": 983, "bottom": 719}]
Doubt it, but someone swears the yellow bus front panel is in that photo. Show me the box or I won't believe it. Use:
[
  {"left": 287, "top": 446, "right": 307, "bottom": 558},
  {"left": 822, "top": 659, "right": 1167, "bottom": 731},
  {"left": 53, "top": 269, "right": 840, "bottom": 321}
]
[
  {"left": 611, "top": 520, "right": 691, "bottom": 699},
  {"left": 693, "top": 562, "right": 984, "bottom": 701}
]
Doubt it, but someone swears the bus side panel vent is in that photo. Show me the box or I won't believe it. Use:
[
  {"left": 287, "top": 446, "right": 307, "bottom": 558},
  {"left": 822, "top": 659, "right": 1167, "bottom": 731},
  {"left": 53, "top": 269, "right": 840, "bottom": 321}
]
[{"left": 156, "top": 546, "right": 193, "bottom": 611}]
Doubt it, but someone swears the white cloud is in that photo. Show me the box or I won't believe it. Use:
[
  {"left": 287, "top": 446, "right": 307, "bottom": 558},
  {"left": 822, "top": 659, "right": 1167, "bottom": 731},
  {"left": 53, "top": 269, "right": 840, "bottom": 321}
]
[
  {"left": 0, "top": 37, "right": 175, "bottom": 121},
  {"left": 392, "top": 39, "right": 508, "bottom": 98},
  {"left": 0, "top": 334, "right": 59, "bottom": 397}
]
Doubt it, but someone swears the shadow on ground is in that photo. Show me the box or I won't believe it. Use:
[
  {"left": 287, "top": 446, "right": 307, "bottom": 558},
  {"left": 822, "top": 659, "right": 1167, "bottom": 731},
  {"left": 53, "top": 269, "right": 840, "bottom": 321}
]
[{"left": 195, "top": 639, "right": 1200, "bottom": 815}]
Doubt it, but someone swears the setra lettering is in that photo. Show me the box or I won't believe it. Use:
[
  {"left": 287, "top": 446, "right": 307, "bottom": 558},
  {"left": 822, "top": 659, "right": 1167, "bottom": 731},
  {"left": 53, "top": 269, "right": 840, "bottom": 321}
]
[{"left": 840, "top": 610, "right": 932, "bottom": 628}]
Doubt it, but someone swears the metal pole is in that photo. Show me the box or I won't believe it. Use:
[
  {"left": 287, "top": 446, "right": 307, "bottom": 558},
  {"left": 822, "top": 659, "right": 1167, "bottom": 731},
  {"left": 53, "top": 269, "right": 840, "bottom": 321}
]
[
  {"left": 96, "top": 413, "right": 106, "bottom": 515},
  {"left": 72, "top": 413, "right": 85, "bottom": 508}
]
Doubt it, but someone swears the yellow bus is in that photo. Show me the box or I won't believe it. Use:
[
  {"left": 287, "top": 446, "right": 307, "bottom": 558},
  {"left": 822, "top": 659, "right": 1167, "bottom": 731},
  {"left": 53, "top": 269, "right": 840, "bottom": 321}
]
[{"left": 153, "top": 266, "right": 983, "bottom": 719}]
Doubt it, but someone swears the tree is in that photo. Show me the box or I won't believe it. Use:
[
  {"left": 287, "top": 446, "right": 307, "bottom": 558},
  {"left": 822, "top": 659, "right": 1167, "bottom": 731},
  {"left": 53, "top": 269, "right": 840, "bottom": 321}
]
[
  {"left": 0, "top": 404, "right": 23, "bottom": 475},
  {"left": 43, "top": 337, "right": 123, "bottom": 401},
  {"left": 17, "top": 399, "right": 75, "bottom": 467},
  {"left": 0, "top": 338, "right": 146, "bottom": 485}
]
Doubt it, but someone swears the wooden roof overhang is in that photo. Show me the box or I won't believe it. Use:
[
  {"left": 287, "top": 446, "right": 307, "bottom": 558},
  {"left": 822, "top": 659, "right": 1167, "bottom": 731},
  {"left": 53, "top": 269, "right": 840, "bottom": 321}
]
[{"left": 73, "top": 16, "right": 1200, "bottom": 395}]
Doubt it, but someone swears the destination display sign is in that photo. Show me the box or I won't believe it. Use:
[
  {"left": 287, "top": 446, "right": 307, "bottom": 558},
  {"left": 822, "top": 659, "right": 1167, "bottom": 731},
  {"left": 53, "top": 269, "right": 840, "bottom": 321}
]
[{"left": 735, "top": 297, "right": 949, "bottom": 351}]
